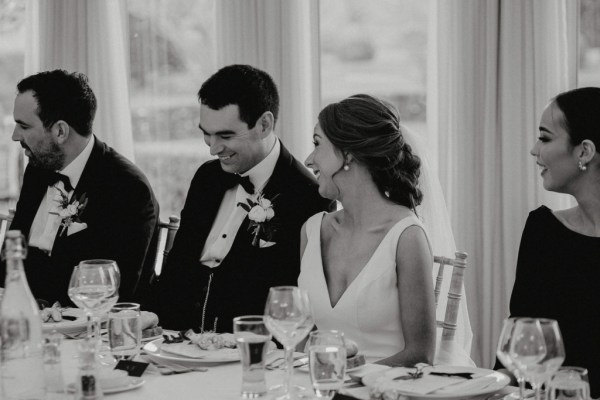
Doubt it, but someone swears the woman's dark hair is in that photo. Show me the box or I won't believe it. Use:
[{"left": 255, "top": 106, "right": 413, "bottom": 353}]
[
  {"left": 318, "top": 94, "right": 423, "bottom": 209},
  {"left": 554, "top": 87, "right": 600, "bottom": 149}
]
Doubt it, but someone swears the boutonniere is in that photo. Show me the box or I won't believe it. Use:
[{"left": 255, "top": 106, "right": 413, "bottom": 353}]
[
  {"left": 238, "top": 193, "right": 279, "bottom": 247},
  {"left": 50, "top": 186, "right": 88, "bottom": 236}
]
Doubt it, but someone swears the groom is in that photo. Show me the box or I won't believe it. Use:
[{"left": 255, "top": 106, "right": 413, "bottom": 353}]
[
  {"left": 2, "top": 69, "right": 159, "bottom": 305},
  {"left": 156, "top": 65, "right": 332, "bottom": 332}
]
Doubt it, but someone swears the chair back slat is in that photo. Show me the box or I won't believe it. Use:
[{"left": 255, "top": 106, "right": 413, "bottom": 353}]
[
  {"left": 434, "top": 251, "right": 467, "bottom": 342},
  {"left": 0, "top": 208, "right": 16, "bottom": 245},
  {"left": 155, "top": 215, "right": 180, "bottom": 275}
]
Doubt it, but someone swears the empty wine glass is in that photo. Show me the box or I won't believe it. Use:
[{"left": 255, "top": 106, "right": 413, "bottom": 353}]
[
  {"left": 68, "top": 259, "right": 120, "bottom": 343},
  {"left": 264, "top": 286, "right": 313, "bottom": 399},
  {"left": 497, "top": 317, "right": 526, "bottom": 399},
  {"left": 510, "top": 318, "right": 547, "bottom": 400},
  {"left": 307, "top": 330, "right": 346, "bottom": 399},
  {"left": 537, "top": 319, "right": 566, "bottom": 396}
]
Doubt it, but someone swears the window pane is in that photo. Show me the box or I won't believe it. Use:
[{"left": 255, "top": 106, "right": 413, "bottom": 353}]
[
  {"left": 128, "top": 0, "right": 216, "bottom": 218},
  {"left": 320, "top": 0, "right": 429, "bottom": 134},
  {"left": 0, "top": 0, "right": 25, "bottom": 211},
  {"left": 579, "top": 0, "right": 600, "bottom": 87}
]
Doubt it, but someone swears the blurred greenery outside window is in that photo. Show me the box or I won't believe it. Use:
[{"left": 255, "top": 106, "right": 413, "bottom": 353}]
[
  {"left": 320, "top": 0, "right": 429, "bottom": 137},
  {"left": 128, "top": 0, "right": 216, "bottom": 219},
  {"left": 579, "top": 0, "right": 600, "bottom": 87}
]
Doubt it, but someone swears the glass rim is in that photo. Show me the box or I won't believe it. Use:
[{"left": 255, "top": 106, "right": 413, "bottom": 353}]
[
  {"left": 110, "top": 302, "right": 140, "bottom": 311},
  {"left": 78, "top": 259, "right": 118, "bottom": 266},
  {"left": 269, "top": 286, "right": 300, "bottom": 291},
  {"left": 309, "top": 329, "right": 344, "bottom": 338},
  {"left": 233, "top": 315, "right": 265, "bottom": 324}
]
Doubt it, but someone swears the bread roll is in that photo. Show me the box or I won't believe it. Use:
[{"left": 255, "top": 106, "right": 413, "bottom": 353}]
[
  {"left": 345, "top": 338, "right": 359, "bottom": 358},
  {"left": 140, "top": 311, "right": 159, "bottom": 330}
]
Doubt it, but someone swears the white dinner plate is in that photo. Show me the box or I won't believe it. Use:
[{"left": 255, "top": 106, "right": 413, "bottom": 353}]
[
  {"left": 101, "top": 331, "right": 163, "bottom": 344},
  {"left": 362, "top": 365, "right": 510, "bottom": 399},
  {"left": 142, "top": 338, "right": 240, "bottom": 366},
  {"left": 42, "top": 308, "right": 87, "bottom": 335},
  {"left": 67, "top": 377, "right": 144, "bottom": 394}
]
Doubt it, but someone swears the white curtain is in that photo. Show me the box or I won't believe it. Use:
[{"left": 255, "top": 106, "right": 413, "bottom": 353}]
[
  {"left": 215, "top": 0, "right": 320, "bottom": 161},
  {"left": 25, "top": 0, "right": 134, "bottom": 160},
  {"left": 429, "top": 0, "right": 577, "bottom": 367}
]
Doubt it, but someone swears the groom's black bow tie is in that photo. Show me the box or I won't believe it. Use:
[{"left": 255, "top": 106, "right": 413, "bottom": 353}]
[
  {"left": 46, "top": 171, "right": 74, "bottom": 192},
  {"left": 224, "top": 173, "right": 254, "bottom": 194}
]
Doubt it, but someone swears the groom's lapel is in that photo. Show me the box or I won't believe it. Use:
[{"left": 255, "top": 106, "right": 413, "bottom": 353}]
[{"left": 261, "top": 143, "right": 293, "bottom": 200}]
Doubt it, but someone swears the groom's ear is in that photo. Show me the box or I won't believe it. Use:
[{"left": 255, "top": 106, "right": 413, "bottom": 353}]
[{"left": 256, "top": 111, "right": 275, "bottom": 138}]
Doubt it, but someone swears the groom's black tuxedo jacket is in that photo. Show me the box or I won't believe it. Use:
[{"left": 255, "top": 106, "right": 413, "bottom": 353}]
[
  {"left": 1, "top": 137, "right": 159, "bottom": 305},
  {"left": 156, "top": 144, "right": 332, "bottom": 333}
]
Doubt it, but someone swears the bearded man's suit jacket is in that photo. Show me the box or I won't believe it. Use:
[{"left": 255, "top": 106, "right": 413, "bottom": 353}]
[
  {"left": 156, "top": 143, "right": 332, "bottom": 333},
  {"left": 2, "top": 137, "right": 160, "bottom": 306}
]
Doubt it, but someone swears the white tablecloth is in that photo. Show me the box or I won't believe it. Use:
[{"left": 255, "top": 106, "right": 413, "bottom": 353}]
[{"left": 59, "top": 339, "right": 312, "bottom": 400}]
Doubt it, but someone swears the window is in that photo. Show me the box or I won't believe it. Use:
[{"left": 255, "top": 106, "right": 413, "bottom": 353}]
[
  {"left": 579, "top": 0, "right": 600, "bottom": 87},
  {"left": 127, "top": 0, "right": 216, "bottom": 219},
  {"left": 320, "top": 0, "right": 429, "bottom": 135},
  {"left": 0, "top": 0, "right": 25, "bottom": 212}
]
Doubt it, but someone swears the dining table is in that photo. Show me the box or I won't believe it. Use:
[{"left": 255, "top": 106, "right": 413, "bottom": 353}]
[{"left": 54, "top": 338, "right": 519, "bottom": 400}]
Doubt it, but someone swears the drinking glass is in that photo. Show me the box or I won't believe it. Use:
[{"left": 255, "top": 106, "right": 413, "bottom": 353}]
[
  {"left": 68, "top": 260, "right": 120, "bottom": 343},
  {"left": 307, "top": 330, "right": 346, "bottom": 399},
  {"left": 264, "top": 286, "right": 313, "bottom": 399},
  {"left": 233, "top": 315, "right": 273, "bottom": 399},
  {"left": 510, "top": 318, "right": 547, "bottom": 400},
  {"left": 497, "top": 317, "right": 526, "bottom": 399},
  {"left": 537, "top": 319, "right": 566, "bottom": 395},
  {"left": 108, "top": 302, "right": 141, "bottom": 361},
  {"left": 548, "top": 367, "right": 590, "bottom": 400}
]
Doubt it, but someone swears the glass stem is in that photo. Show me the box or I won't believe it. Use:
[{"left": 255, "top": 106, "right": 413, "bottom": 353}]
[
  {"left": 517, "top": 377, "right": 526, "bottom": 400},
  {"left": 283, "top": 345, "right": 294, "bottom": 395}
]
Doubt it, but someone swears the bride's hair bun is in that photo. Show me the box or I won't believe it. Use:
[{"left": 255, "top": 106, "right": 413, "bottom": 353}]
[{"left": 318, "top": 94, "right": 422, "bottom": 209}]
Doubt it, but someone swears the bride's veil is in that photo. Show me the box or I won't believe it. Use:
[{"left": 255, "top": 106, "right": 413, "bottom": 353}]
[{"left": 402, "top": 125, "right": 474, "bottom": 366}]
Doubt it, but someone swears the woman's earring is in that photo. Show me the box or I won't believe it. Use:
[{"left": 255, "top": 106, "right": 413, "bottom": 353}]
[
  {"left": 343, "top": 164, "right": 350, "bottom": 171},
  {"left": 579, "top": 161, "right": 588, "bottom": 171}
]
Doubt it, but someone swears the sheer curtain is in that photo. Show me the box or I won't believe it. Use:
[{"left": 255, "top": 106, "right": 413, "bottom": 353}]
[
  {"left": 429, "top": 0, "right": 577, "bottom": 367},
  {"left": 216, "top": 0, "right": 320, "bottom": 161},
  {"left": 25, "top": 0, "right": 134, "bottom": 160}
]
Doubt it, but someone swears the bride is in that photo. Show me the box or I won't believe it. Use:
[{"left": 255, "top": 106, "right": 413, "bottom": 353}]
[{"left": 298, "top": 94, "right": 473, "bottom": 366}]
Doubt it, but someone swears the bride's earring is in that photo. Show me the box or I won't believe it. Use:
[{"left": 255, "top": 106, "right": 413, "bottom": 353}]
[
  {"left": 579, "top": 161, "right": 588, "bottom": 171},
  {"left": 343, "top": 164, "right": 350, "bottom": 171}
]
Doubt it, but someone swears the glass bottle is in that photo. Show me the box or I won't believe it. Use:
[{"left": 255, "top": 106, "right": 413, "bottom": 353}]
[{"left": 0, "top": 230, "right": 45, "bottom": 400}]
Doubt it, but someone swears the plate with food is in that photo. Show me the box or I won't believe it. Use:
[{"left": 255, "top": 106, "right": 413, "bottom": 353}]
[
  {"left": 362, "top": 365, "right": 510, "bottom": 399},
  {"left": 143, "top": 331, "right": 241, "bottom": 365},
  {"left": 298, "top": 338, "right": 366, "bottom": 373},
  {"left": 41, "top": 304, "right": 87, "bottom": 335}
]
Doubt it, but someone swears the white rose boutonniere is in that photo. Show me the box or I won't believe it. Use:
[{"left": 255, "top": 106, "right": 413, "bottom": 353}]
[
  {"left": 50, "top": 186, "right": 88, "bottom": 237},
  {"left": 238, "top": 194, "right": 279, "bottom": 247}
]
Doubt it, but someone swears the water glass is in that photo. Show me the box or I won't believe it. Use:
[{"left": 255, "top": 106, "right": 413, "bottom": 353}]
[
  {"left": 548, "top": 367, "right": 590, "bottom": 400},
  {"left": 307, "top": 330, "right": 346, "bottom": 399},
  {"left": 233, "top": 315, "right": 272, "bottom": 399},
  {"left": 108, "top": 302, "right": 141, "bottom": 360},
  {"left": 510, "top": 318, "right": 547, "bottom": 400},
  {"left": 496, "top": 317, "right": 526, "bottom": 399}
]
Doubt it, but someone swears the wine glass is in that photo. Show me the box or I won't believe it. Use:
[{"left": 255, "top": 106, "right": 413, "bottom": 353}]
[
  {"left": 264, "top": 286, "right": 313, "bottom": 399},
  {"left": 68, "top": 259, "right": 120, "bottom": 343},
  {"left": 536, "top": 319, "right": 566, "bottom": 396},
  {"left": 307, "top": 330, "right": 346, "bottom": 399},
  {"left": 510, "top": 318, "right": 547, "bottom": 400},
  {"left": 497, "top": 317, "right": 527, "bottom": 399}
]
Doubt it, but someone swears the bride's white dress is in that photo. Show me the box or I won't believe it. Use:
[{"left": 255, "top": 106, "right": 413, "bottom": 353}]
[{"left": 298, "top": 211, "right": 426, "bottom": 363}]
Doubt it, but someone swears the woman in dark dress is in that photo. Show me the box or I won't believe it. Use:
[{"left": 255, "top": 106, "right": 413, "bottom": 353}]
[{"left": 507, "top": 87, "right": 600, "bottom": 398}]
